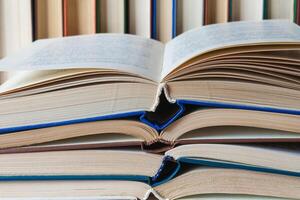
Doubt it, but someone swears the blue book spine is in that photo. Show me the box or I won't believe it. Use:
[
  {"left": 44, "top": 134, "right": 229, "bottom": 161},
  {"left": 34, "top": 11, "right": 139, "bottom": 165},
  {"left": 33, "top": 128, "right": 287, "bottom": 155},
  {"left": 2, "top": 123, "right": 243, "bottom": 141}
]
[
  {"left": 172, "top": 0, "right": 177, "bottom": 38},
  {"left": 178, "top": 99, "right": 300, "bottom": 116},
  {"left": 151, "top": 0, "right": 157, "bottom": 39},
  {"left": 0, "top": 175, "right": 150, "bottom": 184},
  {"left": 142, "top": 99, "right": 300, "bottom": 132},
  {"left": 139, "top": 101, "right": 185, "bottom": 131},
  {"left": 151, "top": 0, "right": 177, "bottom": 39},
  {"left": 0, "top": 111, "right": 145, "bottom": 134}
]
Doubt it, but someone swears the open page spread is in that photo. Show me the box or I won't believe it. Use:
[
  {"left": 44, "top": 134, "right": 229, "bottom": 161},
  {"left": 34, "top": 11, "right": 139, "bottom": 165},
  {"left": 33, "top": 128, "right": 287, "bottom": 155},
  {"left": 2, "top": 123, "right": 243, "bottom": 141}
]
[
  {"left": 162, "top": 20, "right": 300, "bottom": 80},
  {"left": 0, "top": 34, "right": 165, "bottom": 82}
]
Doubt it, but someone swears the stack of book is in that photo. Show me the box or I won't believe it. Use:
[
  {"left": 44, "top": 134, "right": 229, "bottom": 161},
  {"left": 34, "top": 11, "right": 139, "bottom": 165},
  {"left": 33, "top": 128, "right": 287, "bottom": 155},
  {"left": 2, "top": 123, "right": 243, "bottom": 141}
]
[
  {"left": 0, "top": 20, "right": 300, "bottom": 199},
  {"left": 1, "top": 0, "right": 300, "bottom": 85}
]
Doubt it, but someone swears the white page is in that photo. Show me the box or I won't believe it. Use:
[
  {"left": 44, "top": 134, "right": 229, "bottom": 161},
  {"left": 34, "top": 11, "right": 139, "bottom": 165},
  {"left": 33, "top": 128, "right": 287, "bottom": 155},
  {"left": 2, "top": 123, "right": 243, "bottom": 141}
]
[
  {"left": 0, "top": 34, "right": 165, "bottom": 82},
  {"left": 162, "top": 20, "right": 300, "bottom": 80}
]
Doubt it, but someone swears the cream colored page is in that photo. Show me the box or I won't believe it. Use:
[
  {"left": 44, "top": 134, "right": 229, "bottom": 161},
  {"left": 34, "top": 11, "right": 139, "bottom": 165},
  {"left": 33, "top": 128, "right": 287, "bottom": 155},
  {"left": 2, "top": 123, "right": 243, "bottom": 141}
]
[
  {"left": 0, "top": 69, "right": 93, "bottom": 93},
  {"left": 161, "top": 20, "right": 300, "bottom": 80},
  {"left": 0, "top": 34, "right": 164, "bottom": 82},
  {"left": 178, "top": 194, "right": 293, "bottom": 200},
  {"left": 1, "top": 198, "right": 137, "bottom": 200}
]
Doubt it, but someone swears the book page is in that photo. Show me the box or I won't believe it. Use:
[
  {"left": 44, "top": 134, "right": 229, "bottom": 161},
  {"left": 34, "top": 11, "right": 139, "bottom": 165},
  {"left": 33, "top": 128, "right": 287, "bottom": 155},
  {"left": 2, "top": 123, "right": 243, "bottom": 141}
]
[
  {"left": 1, "top": 198, "right": 137, "bottom": 200},
  {"left": 162, "top": 20, "right": 300, "bottom": 80},
  {"left": 0, "top": 34, "right": 165, "bottom": 82},
  {"left": 178, "top": 194, "right": 292, "bottom": 200}
]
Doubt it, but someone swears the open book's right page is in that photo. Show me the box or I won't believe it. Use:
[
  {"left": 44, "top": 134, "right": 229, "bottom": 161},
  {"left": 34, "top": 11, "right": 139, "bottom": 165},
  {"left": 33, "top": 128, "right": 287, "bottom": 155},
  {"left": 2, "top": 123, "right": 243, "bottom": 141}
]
[{"left": 161, "top": 20, "right": 300, "bottom": 81}]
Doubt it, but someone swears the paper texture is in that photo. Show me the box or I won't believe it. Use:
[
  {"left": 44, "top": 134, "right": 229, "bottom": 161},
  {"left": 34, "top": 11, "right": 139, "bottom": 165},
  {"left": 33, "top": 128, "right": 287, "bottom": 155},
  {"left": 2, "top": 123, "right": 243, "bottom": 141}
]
[
  {"left": 0, "top": 34, "right": 164, "bottom": 82},
  {"left": 162, "top": 20, "right": 300, "bottom": 79},
  {"left": 1, "top": 198, "right": 137, "bottom": 200}
]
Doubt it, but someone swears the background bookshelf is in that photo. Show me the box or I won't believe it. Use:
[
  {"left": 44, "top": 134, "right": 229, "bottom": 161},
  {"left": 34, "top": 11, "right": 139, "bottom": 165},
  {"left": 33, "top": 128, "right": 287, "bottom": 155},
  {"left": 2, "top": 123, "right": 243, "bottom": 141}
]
[{"left": 1, "top": 0, "right": 300, "bottom": 84}]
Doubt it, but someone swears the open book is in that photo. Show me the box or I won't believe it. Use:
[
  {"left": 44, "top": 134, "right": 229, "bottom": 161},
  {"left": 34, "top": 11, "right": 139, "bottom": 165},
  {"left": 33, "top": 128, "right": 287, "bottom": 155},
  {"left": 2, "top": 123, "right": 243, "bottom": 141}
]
[
  {"left": 1, "top": 20, "right": 300, "bottom": 151},
  {"left": 1, "top": 144, "right": 300, "bottom": 199}
]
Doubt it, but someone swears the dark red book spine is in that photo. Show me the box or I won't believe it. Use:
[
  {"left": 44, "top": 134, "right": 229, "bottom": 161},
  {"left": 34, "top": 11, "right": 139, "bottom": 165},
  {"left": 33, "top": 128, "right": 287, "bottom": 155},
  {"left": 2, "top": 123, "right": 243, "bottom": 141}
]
[{"left": 63, "top": 0, "right": 68, "bottom": 36}]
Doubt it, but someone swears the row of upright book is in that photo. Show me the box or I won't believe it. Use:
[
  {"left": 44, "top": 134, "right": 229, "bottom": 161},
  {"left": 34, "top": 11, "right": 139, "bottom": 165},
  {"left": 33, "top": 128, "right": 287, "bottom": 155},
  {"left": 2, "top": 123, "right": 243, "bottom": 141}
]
[
  {"left": 0, "top": 19, "right": 300, "bottom": 199},
  {"left": 32, "top": 0, "right": 300, "bottom": 41},
  {"left": 1, "top": 0, "right": 300, "bottom": 41}
]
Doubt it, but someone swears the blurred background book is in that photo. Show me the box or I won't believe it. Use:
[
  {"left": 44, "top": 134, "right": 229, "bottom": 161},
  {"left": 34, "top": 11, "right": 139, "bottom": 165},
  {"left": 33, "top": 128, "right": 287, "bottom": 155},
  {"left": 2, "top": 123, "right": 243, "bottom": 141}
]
[{"left": 1, "top": 0, "right": 300, "bottom": 83}]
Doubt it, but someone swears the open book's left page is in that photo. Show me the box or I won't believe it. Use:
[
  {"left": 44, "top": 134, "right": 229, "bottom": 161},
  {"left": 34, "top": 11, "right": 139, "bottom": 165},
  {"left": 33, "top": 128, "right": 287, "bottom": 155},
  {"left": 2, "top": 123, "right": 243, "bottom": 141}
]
[{"left": 0, "top": 34, "right": 165, "bottom": 83}]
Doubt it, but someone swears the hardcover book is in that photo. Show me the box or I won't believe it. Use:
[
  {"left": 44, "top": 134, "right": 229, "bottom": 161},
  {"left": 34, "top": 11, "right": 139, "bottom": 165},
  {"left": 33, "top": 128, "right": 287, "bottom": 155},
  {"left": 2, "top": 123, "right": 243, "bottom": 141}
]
[{"left": 0, "top": 144, "right": 300, "bottom": 199}]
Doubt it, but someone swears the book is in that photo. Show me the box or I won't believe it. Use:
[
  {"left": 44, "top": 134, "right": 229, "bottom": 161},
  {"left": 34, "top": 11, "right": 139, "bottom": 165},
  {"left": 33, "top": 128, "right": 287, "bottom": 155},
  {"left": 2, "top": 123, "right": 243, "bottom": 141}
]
[
  {"left": 264, "top": 0, "right": 294, "bottom": 21},
  {"left": 1, "top": 20, "right": 300, "bottom": 151},
  {"left": 175, "top": 0, "right": 204, "bottom": 36},
  {"left": 33, "top": 0, "right": 63, "bottom": 39},
  {"left": 63, "top": 0, "right": 96, "bottom": 36},
  {"left": 176, "top": 195, "right": 295, "bottom": 200},
  {"left": 204, "top": 0, "right": 229, "bottom": 25},
  {"left": 1, "top": 144, "right": 300, "bottom": 199},
  {"left": 154, "top": 167, "right": 300, "bottom": 200},
  {"left": 0, "top": 0, "right": 32, "bottom": 83},
  {"left": 98, "top": 0, "right": 127, "bottom": 33},
  {"left": 1, "top": 108, "right": 300, "bottom": 153},
  {"left": 230, "top": 0, "right": 264, "bottom": 21},
  {"left": 1, "top": 181, "right": 298, "bottom": 199},
  {"left": 296, "top": 0, "right": 300, "bottom": 24},
  {"left": 155, "top": 0, "right": 173, "bottom": 42},
  {"left": 128, "top": 0, "right": 151, "bottom": 37}
]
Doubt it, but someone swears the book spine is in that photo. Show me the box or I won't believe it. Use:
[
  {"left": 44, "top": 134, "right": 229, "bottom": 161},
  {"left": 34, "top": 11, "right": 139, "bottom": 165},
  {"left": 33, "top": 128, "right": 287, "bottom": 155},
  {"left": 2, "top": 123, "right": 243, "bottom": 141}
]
[
  {"left": 151, "top": 0, "right": 157, "bottom": 39},
  {"left": 31, "top": 0, "right": 36, "bottom": 41},
  {"left": 178, "top": 157, "right": 300, "bottom": 179},
  {"left": 263, "top": 0, "right": 268, "bottom": 19},
  {"left": 203, "top": 0, "right": 208, "bottom": 25},
  {"left": 151, "top": 155, "right": 180, "bottom": 186},
  {"left": 204, "top": 0, "right": 230, "bottom": 25},
  {"left": 96, "top": 0, "right": 101, "bottom": 33},
  {"left": 139, "top": 101, "right": 185, "bottom": 131},
  {"left": 295, "top": 0, "right": 300, "bottom": 24},
  {"left": 172, "top": 0, "right": 177, "bottom": 38},
  {"left": 0, "top": 175, "right": 151, "bottom": 184},
  {"left": 63, "top": 0, "right": 68, "bottom": 36},
  {"left": 0, "top": 111, "right": 145, "bottom": 134},
  {"left": 178, "top": 99, "right": 300, "bottom": 116},
  {"left": 228, "top": 0, "right": 232, "bottom": 21},
  {"left": 92, "top": 0, "right": 96, "bottom": 34},
  {"left": 226, "top": 0, "right": 230, "bottom": 22},
  {"left": 124, "top": 0, "right": 130, "bottom": 33}
]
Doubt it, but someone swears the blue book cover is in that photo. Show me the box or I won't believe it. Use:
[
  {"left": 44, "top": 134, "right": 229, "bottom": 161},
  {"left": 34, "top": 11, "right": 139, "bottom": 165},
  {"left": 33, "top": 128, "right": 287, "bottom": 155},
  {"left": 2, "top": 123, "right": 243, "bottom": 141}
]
[{"left": 1, "top": 99, "right": 300, "bottom": 134}]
